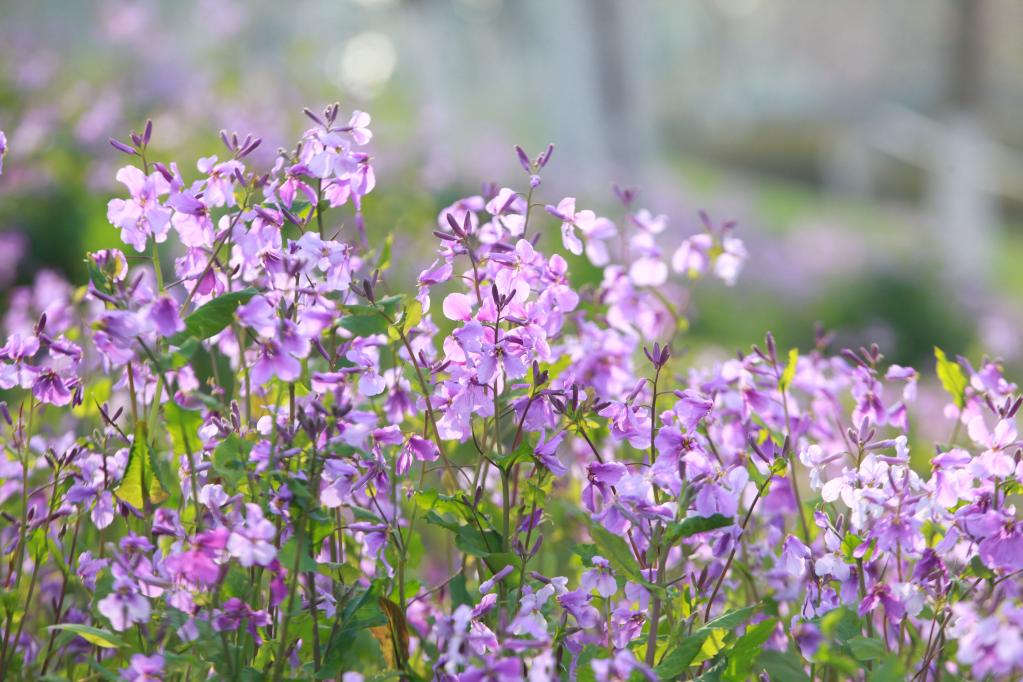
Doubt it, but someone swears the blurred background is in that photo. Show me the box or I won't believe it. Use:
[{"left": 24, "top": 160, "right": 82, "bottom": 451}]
[{"left": 2, "top": 0, "right": 1022, "bottom": 370}]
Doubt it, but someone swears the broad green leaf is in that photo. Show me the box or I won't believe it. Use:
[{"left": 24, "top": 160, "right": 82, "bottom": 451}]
[
  {"left": 723, "top": 618, "right": 777, "bottom": 681},
  {"left": 817, "top": 605, "right": 861, "bottom": 643},
  {"left": 165, "top": 402, "right": 203, "bottom": 456},
  {"left": 401, "top": 300, "right": 423, "bottom": 334},
  {"left": 339, "top": 309, "right": 389, "bottom": 337},
  {"left": 377, "top": 233, "right": 394, "bottom": 271},
  {"left": 780, "top": 348, "right": 798, "bottom": 393},
  {"left": 115, "top": 441, "right": 167, "bottom": 509},
  {"left": 449, "top": 574, "right": 473, "bottom": 609},
  {"left": 454, "top": 526, "right": 504, "bottom": 557},
  {"left": 212, "top": 434, "right": 251, "bottom": 489},
  {"left": 88, "top": 660, "right": 124, "bottom": 681},
  {"left": 481, "top": 551, "right": 518, "bottom": 574},
  {"left": 423, "top": 510, "right": 505, "bottom": 558},
  {"left": 47, "top": 623, "right": 125, "bottom": 649},
  {"left": 413, "top": 490, "right": 468, "bottom": 519},
  {"left": 656, "top": 632, "right": 710, "bottom": 679},
  {"left": 170, "top": 288, "right": 258, "bottom": 345},
  {"left": 666, "top": 514, "right": 734, "bottom": 544},
  {"left": 373, "top": 597, "right": 409, "bottom": 670},
  {"left": 573, "top": 543, "right": 599, "bottom": 565},
  {"left": 375, "top": 295, "right": 405, "bottom": 316},
  {"left": 149, "top": 439, "right": 179, "bottom": 500},
  {"left": 656, "top": 605, "right": 761, "bottom": 679},
  {"left": 705, "top": 605, "right": 761, "bottom": 632},
  {"left": 693, "top": 628, "right": 728, "bottom": 664},
  {"left": 758, "top": 650, "right": 810, "bottom": 682},
  {"left": 318, "top": 584, "right": 388, "bottom": 679},
  {"left": 847, "top": 635, "right": 887, "bottom": 661},
  {"left": 934, "top": 346, "right": 967, "bottom": 409},
  {"left": 840, "top": 533, "right": 872, "bottom": 562},
  {"left": 589, "top": 524, "right": 663, "bottom": 597},
  {"left": 867, "top": 655, "right": 905, "bottom": 682}
]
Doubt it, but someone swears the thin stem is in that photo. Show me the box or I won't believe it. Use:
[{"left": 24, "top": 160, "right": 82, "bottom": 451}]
[{"left": 703, "top": 473, "right": 772, "bottom": 623}]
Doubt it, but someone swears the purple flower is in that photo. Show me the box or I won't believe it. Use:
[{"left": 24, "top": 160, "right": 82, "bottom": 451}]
[
  {"left": 227, "top": 504, "right": 277, "bottom": 567},
  {"left": 781, "top": 535, "right": 811, "bottom": 577},
  {"left": 77, "top": 551, "right": 109, "bottom": 591},
  {"left": 557, "top": 589, "right": 600, "bottom": 628},
  {"left": 250, "top": 340, "right": 302, "bottom": 385},
  {"left": 592, "top": 649, "right": 655, "bottom": 682},
  {"left": 167, "top": 189, "right": 213, "bottom": 248},
  {"left": 150, "top": 296, "right": 185, "bottom": 337},
  {"left": 545, "top": 197, "right": 616, "bottom": 266},
  {"left": 534, "top": 430, "right": 568, "bottom": 477},
  {"left": 442, "top": 292, "right": 474, "bottom": 322},
  {"left": 106, "top": 166, "right": 172, "bottom": 252},
  {"left": 978, "top": 521, "right": 1023, "bottom": 571},
  {"left": 581, "top": 555, "right": 617, "bottom": 598},
  {"left": 0, "top": 130, "right": 6, "bottom": 175},
  {"left": 32, "top": 368, "right": 73, "bottom": 406},
  {"left": 121, "top": 653, "right": 164, "bottom": 681},
  {"left": 397, "top": 435, "right": 439, "bottom": 476},
  {"left": 672, "top": 389, "right": 713, "bottom": 432},
  {"left": 97, "top": 577, "right": 150, "bottom": 631},
  {"left": 165, "top": 527, "right": 228, "bottom": 585},
  {"left": 479, "top": 565, "right": 514, "bottom": 595}
]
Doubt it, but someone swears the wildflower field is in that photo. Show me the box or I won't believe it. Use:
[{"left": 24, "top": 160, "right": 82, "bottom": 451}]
[{"left": 0, "top": 98, "right": 1021, "bottom": 682}]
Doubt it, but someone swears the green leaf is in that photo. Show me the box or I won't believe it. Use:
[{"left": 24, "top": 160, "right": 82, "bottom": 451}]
[
  {"left": 454, "top": 526, "right": 504, "bottom": 557},
  {"left": 655, "top": 606, "right": 761, "bottom": 679},
  {"left": 666, "top": 514, "right": 734, "bottom": 544},
  {"left": 422, "top": 511, "right": 505, "bottom": 559},
  {"left": 401, "top": 301, "right": 423, "bottom": 334},
  {"left": 115, "top": 441, "right": 167, "bottom": 509},
  {"left": 88, "top": 660, "right": 124, "bottom": 682},
  {"left": 656, "top": 633, "right": 710, "bottom": 679},
  {"left": 780, "top": 348, "right": 798, "bottom": 393},
  {"left": 339, "top": 308, "right": 389, "bottom": 337},
  {"left": 573, "top": 543, "right": 599, "bottom": 565},
  {"left": 212, "top": 434, "right": 251, "bottom": 489},
  {"left": 589, "top": 524, "right": 663, "bottom": 597},
  {"left": 318, "top": 584, "right": 388, "bottom": 678},
  {"left": 758, "top": 650, "right": 810, "bottom": 682},
  {"left": 867, "top": 655, "right": 905, "bottom": 682},
  {"left": 934, "top": 346, "right": 967, "bottom": 409},
  {"left": 376, "top": 295, "right": 405, "bottom": 316},
  {"left": 817, "top": 606, "right": 861, "bottom": 643},
  {"left": 149, "top": 440, "right": 179, "bottom": 500},
  {"left": 723, "top": 618, "right": 777, "bottom": 681},
  {"left": 170, "top": 288, "right": 258, "bottom": 345},
  {"left": 46, "top": 623, "right": 125, "bottom": 649},
  {"left": 377, "top": 233, "right": 394, "bottom": 271},
  {"left": 449, "top": 574, "right": 473, "bottom": 609},
  {"left": 705, "top": 605, "right": 761, "bottom": 632},
  {"left": 847, "top": 635, "right": 887, "bottom": 661},
  {"left": 165, "top": 402, "right": 203, "bottom": 456}
]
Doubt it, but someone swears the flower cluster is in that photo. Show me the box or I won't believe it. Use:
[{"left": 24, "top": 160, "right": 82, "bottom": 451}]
[{"left": 0, "top": 104, "right": 1020, "bottom": 682}]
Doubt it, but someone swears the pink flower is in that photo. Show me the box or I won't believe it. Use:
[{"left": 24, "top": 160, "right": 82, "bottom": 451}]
[
  {"left": 150, "top": 296, "right": 184, "bottom": 337},
  {"left": 98, "top": 578, "right": 151, "bottom": 631},
  {"left": 535, "top": 430, "right": 568, "bottom": 477},
  {"left": 227, "top": 504, "right": 277, "bottom": 567},
  {"left": 545, "top": 197, "right": 616, "bottom": 266},
  {"left": 106, "top": 166, "right": 172, "bottom": 252}
]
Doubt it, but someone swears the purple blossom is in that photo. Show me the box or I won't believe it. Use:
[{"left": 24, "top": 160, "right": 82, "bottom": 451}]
[
  {"left": 121, "top": 653, "right": 164, "bottom": 681},
  {"left": 106, "top": 166, "right": 172, "bottom": 252},
  {"left": 150, "top": 296, "right": 184, "bottom": 337},
  {"left": 98, "top": 577, "right": 150, "bottom": 631},
  {"left": 227, "top": 504, "right": 277, "bottom": 567},
  {"left": 534, "top": 430, "right": 568, "bottom": 477}
]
